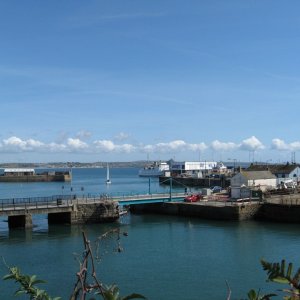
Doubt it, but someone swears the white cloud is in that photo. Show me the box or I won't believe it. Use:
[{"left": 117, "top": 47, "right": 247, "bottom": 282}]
[
  {"left": 211, "top": 140, "right": 238, "bottom": 151},
  {"left": 117, "top": 143, "right": 136, "bottom": 153},
  {"left": 290, "top": 141, "right": 300, "bottom": 151},
  {"left": 272, "top": 138, "right": 300, "bottom": 151},
  {"left": 47, "top": 142, "right": 67, "bottom": 152},
  {"left": 239, "top": 136, "right": 265, "bottom": 151},
  {"left": 156, "top": 140, "right": 187, "bottom": 152},
  {"left": 187, "top": 142, "right": 208, "bottom": 152},
  {"left": 2, "top": 136, "right": 45, "bottom": 152},
  {"left": 271, "top": 138, "right": 290, "bottom": 151},
  {"left": 3, "top": 135, "right": 300, "bottom": 160},
  {"left": 94, "top": 140, "right": 116, "bottom": 152},
  {"left": 76, "top": 130, "right": 92, "bottom": 140},
  {"left": 93, "top": 140, "right": 136, "bottom": 153},
  {"left": 67, "top": 138, "right": 88, "bottom": 150},
  {"left": 141, "top": 140, "right": 208, "bottom": 153},
  {"left": 114, "top": 132, "right": 130, "bottom": 142}
]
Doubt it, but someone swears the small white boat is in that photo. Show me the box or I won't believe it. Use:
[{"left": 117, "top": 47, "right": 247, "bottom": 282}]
[
  {"left": 105, "top": 163, "right": 111, "bottom": 184},
  {"left": 138, "top": 161, "right": 169, "bottom": 177}
]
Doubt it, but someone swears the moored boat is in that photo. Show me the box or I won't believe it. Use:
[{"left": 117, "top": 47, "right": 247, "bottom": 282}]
[{"left": 138, "top": 161, "right": 169, "bottom": 177}]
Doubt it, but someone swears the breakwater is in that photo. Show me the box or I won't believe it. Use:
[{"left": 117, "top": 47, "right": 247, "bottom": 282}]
[{"left": 0, "top": 173, "right": 71, "bottom": 182}]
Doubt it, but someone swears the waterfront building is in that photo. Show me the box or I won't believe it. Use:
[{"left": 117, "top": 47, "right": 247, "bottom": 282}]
[
  {"left": 247, "top": 163, "right": 300, "bottom": 186},
  {"left": 230, "top": 170, "right": 277, "bottom": 199},
  {"left": 169, "top": 161, "right": 228, "bottom": 178},
  {"left": 3, "top": 168, "right": 35, "bottom": 176},
  {"left": 170, "top": 161, "right": 217, "bottom": 176}
]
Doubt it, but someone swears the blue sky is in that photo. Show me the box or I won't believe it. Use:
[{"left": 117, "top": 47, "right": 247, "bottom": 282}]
[{"left": 1, "top": 1, "right": 300, "bottom": 163}]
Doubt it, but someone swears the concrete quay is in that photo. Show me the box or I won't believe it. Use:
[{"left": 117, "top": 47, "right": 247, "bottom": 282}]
[
  {"left": 130, "top": 193, "right": 300, "bottom": 223},
  {"left": 130, "top": 201, "right": 261, "bottom": 221}
]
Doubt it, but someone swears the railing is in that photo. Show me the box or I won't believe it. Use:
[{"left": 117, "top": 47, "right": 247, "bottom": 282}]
[
  {"left": 0, "top": 192, "right": 183, "bottom": 213},
  {"left": 0, "top": 192, "right": 266, "bottom": 212},
  {"left": 184, "top": 195, "right": 264, "bottom": 207},
  {"left": 264, "top": 196, "right": 300, "bottom": 206},
  {"left": 0, "top": 193, "right": 113, "bottom": 213}
]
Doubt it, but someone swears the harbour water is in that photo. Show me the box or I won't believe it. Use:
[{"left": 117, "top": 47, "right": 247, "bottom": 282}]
[{"left": 1, "top": 168, "right": 300, "bottom": 299}]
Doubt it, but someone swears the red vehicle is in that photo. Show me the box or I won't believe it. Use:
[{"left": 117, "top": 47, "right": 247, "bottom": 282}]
[{"left": 184, "top": 194, "right": 202, "bottom": 202}]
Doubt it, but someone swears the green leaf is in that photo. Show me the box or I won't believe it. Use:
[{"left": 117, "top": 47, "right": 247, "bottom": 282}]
[
  {"left": 261, "top": 294, "right": 277, "bottom": 299},
  {"left": 271, "top": 276, "right": 290, "bottom": 284},
  {"left": 3, "top": 274, "right": 15, "bottom": 280},
  {"left": 287, "top": 263, "right": 293, "bottom": 279},
  {"left": 32, "top": 279, "right": 47, "bottom": 285},
  {"left": 247, "top": 289, "right": 258, "bottom": 300},
  {"left": 122, "top": 293, "right": 147, "bottom": 300},
  {"left": 280, "top": 260, "right": 286, "bottom": 276},
  {"left": 14, "top": 290, "right": 26, "bottom": 296}
]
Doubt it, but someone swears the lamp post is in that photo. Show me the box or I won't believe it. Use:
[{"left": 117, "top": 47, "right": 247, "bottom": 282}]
[
  {"left": 148, "top": 178, "right": 151, "bottom": 194},
  {"left": 228, "top": 158, "right": 237, "bottom": 173},
  {"left": 169, "top": 177, "right": 172, "bottom": 201}
]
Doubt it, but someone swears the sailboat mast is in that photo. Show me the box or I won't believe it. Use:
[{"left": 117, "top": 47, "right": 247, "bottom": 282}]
[{"left": 106, "top": 163, "right": 111, "bottom": 184}]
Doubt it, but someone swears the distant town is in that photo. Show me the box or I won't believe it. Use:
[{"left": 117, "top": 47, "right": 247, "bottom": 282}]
[{"left": 0, "top": 161, "right": 151, "bottom": 169}]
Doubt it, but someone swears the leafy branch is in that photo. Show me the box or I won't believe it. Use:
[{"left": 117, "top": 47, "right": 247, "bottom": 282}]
[
  {"left": 239, "top": 259, "right": 300, "bottom": 300},
  {"left": 261, "top": 259, "right": 300, "bottom": 300},
  {"left": 3, "top": 230, "right": 146, "bottom": 300},
  {"left": 2, "top": 262, "right": 60, "bottom": 300}
]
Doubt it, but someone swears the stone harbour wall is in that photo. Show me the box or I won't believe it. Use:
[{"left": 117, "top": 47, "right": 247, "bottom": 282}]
[
  {"left": 130, "top": 202, "right": 262, "bottom": 221},
  {"left": 71, "top": 201, "right": 119, "bottom": 224}
]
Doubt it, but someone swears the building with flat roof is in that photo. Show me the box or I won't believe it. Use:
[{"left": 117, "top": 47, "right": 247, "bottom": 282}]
[{"left": 3, "top": 168, "right": 35, "bottom": 176}]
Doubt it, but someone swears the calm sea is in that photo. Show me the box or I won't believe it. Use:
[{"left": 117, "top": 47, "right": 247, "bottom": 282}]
[{"left": 0, "top": 168, "right": 300, "bottom": 300}]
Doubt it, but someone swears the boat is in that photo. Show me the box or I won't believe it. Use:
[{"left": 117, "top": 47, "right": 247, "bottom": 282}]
[
  {"left": 105, "top": 163, "right": 111, "bottom": 184},
  {"left": 138, "top": 161, "right": 169, "bottom": 177}
]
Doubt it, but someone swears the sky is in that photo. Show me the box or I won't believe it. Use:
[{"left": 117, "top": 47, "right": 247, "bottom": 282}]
[{"left": 1, "top": 0, "right": 300, "bottom": 163}]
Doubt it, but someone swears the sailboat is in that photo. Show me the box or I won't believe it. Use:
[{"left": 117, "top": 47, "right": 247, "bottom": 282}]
[{"left": 105, "top": 163, "right": 111, "bottom": 184}]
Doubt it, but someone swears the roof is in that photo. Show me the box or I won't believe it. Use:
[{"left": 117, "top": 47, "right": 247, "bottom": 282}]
[
  {"left": 240, "top": 170, "right": 276, "bottom": 180},
  {"left": 247, "top": 163, "right": 299, "bottom": 174},
  {"left": 4, "top": 168, "right": 35, "bottom": 173}
]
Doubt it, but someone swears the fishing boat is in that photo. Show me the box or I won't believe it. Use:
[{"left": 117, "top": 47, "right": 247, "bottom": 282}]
[
  {"left": 138, "top": 161, "right": 169, "bottom": 177},
  {"left": 105, "top": 163, "right": 111, "bottom": 184}
]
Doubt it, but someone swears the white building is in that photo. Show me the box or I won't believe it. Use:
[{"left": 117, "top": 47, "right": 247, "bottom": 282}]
[
  {"left": 230, "top": 170, "right": 277, "bottom": 199},
  {"left": 170, "top": 161, "right": 218, "bottom": 177},
  {"left": 171, "top": 161, "right": 217, "bottom": 172},
  {"left": 3, "top": 168, "right": 35, "bottom": 176},
  {"left": 247, "top": 163, "right": 300, "bottom": 186}
]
